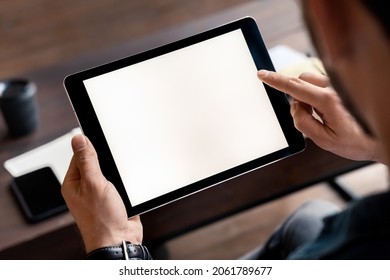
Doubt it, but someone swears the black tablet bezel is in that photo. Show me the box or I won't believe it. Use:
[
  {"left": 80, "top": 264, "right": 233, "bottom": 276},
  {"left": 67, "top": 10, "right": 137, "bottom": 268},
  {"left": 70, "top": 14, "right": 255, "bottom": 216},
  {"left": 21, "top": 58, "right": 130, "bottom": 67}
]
[{"left": 64, "top": 17, "right": 305, "bottom": 217}]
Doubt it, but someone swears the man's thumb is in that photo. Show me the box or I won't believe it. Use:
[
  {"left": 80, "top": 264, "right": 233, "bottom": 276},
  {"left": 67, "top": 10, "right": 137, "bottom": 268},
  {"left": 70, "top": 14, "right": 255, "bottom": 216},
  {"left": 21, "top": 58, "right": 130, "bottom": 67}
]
[{"left": 71, "top": 134, "right": 101, "bottom": 179}]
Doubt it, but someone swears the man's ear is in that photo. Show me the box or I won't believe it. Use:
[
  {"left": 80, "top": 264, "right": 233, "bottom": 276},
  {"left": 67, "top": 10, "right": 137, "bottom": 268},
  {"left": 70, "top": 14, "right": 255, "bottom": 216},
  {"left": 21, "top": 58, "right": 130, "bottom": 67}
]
[{"left": 307, "top": 0, "right": 353, "bottom": 64}]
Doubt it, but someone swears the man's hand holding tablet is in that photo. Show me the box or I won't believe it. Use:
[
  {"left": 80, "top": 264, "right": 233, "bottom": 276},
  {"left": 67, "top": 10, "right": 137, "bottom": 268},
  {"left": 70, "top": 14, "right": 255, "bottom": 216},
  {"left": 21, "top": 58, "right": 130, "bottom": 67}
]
[{"left": 64, "top": 17, "right": 305, "bottom": 218}]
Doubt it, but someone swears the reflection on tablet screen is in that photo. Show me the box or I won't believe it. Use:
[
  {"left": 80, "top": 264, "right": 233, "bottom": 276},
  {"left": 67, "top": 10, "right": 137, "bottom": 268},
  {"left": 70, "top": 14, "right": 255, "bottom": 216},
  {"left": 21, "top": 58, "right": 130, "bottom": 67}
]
[{"left": 83, "top": 29, "right": 288, "bottom": 206}]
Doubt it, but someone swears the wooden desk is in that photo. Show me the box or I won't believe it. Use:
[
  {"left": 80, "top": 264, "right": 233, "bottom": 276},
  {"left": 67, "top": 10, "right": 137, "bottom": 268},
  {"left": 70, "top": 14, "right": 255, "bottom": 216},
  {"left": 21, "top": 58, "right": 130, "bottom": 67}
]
[{"left": 0, "top": 0, "right": 368, "bottom": 259}]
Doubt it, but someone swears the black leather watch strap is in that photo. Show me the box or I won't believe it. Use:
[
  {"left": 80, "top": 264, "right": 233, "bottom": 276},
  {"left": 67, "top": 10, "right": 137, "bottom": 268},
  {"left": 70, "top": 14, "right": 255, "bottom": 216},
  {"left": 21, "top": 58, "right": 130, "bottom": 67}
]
[{"left": 86, "top": 241, "right": 153, "bottom": 260}]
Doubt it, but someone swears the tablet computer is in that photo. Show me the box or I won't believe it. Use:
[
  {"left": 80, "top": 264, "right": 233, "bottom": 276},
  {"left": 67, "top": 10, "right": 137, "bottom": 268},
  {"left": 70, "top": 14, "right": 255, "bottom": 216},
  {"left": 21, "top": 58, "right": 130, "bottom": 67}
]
[{"left": 64, "top": 17, "right": 305, "bottom": 217}]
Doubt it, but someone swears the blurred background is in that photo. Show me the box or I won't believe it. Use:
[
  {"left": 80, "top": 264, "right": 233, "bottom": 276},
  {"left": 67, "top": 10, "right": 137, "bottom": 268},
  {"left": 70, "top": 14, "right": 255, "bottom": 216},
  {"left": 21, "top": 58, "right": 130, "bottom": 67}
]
[{"left": 0, "top": 0, "right": 252, "bottom": 78}]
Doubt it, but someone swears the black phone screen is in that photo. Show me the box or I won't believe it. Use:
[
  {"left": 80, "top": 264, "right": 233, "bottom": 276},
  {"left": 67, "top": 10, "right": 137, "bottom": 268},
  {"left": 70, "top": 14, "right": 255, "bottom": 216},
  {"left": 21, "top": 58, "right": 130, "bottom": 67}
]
[{"left": 10, "top": 167, "right": 68, "bottom": 222}]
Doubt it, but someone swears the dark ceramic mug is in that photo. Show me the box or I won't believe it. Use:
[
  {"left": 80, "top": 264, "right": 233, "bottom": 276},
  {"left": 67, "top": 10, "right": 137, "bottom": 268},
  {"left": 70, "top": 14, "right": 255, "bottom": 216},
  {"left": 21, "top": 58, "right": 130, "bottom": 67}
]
[{"left": 0, "top": 79, "right": 39, "bottom": 137}]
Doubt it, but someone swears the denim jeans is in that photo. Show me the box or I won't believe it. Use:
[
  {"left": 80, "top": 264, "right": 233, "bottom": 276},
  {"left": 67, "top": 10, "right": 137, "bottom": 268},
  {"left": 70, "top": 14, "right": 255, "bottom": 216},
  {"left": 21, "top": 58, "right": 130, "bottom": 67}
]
[{"left": 240, "top": 200, "right": 340, "bottom": 259}]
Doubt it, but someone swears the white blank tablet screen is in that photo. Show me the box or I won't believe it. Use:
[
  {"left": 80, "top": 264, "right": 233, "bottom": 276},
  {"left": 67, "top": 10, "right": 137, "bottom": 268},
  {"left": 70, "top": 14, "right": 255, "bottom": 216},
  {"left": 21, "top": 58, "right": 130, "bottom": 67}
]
[{"left": 83, "top": 29, "right": 288, "bottom": 206}]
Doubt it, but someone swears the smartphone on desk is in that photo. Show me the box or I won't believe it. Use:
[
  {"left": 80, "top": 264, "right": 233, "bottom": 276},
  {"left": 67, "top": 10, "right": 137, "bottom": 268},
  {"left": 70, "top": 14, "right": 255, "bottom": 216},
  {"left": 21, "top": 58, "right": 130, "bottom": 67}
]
[{"left": 10, "top": 167, "right": 68, "bottom": 223}]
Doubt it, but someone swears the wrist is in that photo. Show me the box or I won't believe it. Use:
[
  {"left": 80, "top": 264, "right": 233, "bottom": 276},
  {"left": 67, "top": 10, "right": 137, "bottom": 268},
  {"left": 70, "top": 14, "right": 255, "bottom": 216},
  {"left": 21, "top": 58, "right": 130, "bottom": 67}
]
[
  {"left": 83, "top": 232, "right": 124, "bottom": 254},
  {"left": 81, "top": 227, "right": 143, "bottom": 254}
]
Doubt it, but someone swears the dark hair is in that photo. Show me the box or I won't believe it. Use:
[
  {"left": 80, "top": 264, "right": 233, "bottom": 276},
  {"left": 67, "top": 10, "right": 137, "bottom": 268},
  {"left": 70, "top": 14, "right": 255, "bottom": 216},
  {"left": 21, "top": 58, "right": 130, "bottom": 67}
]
[{"left": 361, "top": 0, "right": 390, "bottom": 37}]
